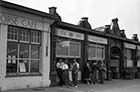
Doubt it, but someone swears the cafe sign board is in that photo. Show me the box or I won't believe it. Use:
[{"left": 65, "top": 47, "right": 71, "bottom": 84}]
[
  {"left": 88, "top": 35, "right": 107, "bottom": 44},
  {"left": 56, "top": 28, "right": 84, "bottom": 40},
  {"left": 0, "top": 12, "right": 44, "bottom": 30},
  {"left": 124, "top": 42, "right": 136, "bottom": 49}
]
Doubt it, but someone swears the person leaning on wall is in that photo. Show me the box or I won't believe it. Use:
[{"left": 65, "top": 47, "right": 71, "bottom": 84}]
[
  {"left": 56, "top": 58, "right": 64, "bottom": 86},
  {"left": 84, "top": 60, "right": 92, "bottom": 84},
  {"left": 61, "top": 58, "right": 70, "bottom": 87}
]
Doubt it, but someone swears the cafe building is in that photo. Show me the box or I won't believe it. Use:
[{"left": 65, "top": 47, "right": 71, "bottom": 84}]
[
  {"left": 1, "top": 0, "right": 140, "bottom": 91},
  {"left": 0, "top": 1, "right": 59, "bottom": 90}
]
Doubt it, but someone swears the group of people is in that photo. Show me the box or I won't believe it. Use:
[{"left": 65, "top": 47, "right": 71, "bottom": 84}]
[
  {"left": 85, "top": 60, "right": 106, "bottom": 84},
  {"left": 56, "top": 58, "right": 79, "bottom": 87},
  {"left": 56, "top": 58, "right": 106, "bottom": 87}
]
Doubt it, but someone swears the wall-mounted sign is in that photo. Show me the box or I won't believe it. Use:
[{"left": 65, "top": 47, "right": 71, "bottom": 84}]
[
  {"left": 124, "top": 42, "right": 136, "bottom": 49},
  {"left": 88, "top": 35, "right": 107, "bottom": 44},
  {"left": 56, "top": 28, "right": 84, "bottom": 40},
  {"left": 0, "top": 13, "right": 44, "bottom": 30}
]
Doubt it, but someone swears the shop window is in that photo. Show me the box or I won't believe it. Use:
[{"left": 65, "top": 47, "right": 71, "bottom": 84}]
[
  {"left": 56, "top": 39, "right": 81, "bottom": 58},
  {"left": 88, "top": 44, "right": 105, "bottom": 60},
  {"left": 7, "top": 26, "right": 41, "bottom": 75},
  {"left": 125, "top": 49, "right": 133, "bottom": 67},
  {"left": 88, "top": 46, "right": 96, "bottom": 60},
  {"left": 7, "top": 42, "right": 18, "bottom": 73},
  {"left": 137, "top": 50, "right": 140, "bottom": 67},
  {"left": 69, "top": 42, "right": 80, "bottom": 57}
]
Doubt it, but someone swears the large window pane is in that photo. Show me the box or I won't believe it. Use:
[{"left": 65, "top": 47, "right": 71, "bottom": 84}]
[
  {"left": 88, "top": 46, "right": 96, "bottom": 59},
  {"left": 97, "top": 47, "right": 103, "bottom": 58},
  {"left": 7, "top": 42, "right": 18, "bottom": 57},
  {"left": 7, "top": 42, "right": 18, "bottom": 73},
  {"left": 31, "top": 45, "right": 40, "bottom": 59},
  {"left": 30, "top": 60, "right": 39, "bottom": 72},
  {"left": 56, "top": 41, "right": 68, "bottom": 56},
  {"left": 125, "top": 49, "right": 133, "bottom": 67},
  {"left": 19, "top": 44, "right": 29, "bottom": 58},
  {"left": 69, "top": 42, "right": 80, "bottom": 57}
]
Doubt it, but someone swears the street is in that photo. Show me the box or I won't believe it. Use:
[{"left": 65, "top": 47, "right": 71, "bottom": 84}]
[{"left": 3, "top": 79, "right": 140, "bottom": 92}]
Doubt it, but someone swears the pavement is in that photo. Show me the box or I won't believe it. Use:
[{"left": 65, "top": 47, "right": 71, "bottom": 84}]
[{"left": 2, "top": 79, "right": 140, "bottom": 92}]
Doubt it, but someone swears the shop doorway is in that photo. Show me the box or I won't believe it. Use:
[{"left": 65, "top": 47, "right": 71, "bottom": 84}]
[{"left": 110, "top": 46, "right": 121, "bottom": 79}]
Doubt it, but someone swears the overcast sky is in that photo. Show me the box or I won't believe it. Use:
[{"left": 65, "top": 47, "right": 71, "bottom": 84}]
[{"left": 4, "top": 0, "right": 140, "bottom": 39}]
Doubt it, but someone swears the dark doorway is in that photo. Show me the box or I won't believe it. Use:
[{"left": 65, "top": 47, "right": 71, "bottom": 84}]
[{"left": 110, "top": 46, "right": 121, "bottom": 79}]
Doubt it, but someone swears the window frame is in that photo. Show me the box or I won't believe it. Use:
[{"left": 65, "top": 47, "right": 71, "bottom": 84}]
[
  {"left": 88, "top": 44, "right": 105, "bottom": 60},
  {"left": 6, "top": 26, "right": 41, "bottom": 76},
  {"left": 56, "top": 39, "right": 81, "bottom": 58}
]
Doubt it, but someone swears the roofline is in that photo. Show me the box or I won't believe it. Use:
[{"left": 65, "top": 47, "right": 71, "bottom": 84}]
[
  {"left": 0, "top": 0, "right": 59, "bottom": 20},
  {"left": 56, "top": 22, "right": 140, "bottom": 45}
]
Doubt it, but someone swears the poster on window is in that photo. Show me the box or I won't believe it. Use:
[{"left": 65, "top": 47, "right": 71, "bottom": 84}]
[
  {"left": 19, "top": 62, "right": 26, "bottom": 72},
  {"left": 8, "top": 55, "right": 11, "bottom": 63},
  {"left": 12, "top": 56, "right": 16, "bottom": 64}
]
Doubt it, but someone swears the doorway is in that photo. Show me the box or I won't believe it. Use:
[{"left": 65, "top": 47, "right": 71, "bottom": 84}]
[{"left": 110, "top": 46, "right": 121, "bottom": 79}]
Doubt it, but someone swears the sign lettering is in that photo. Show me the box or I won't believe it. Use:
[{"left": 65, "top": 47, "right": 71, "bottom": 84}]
[
  {"left": 0, "top": 14, "right": 18, "bottom": 25},
  {"left": 57, "top": 28, "right": 84, "bottom": 40},
  {"left": 124, "top": 42, "right": 136, "bottom": 49},
  {"left": 88, "top": 35, "right": 107, "bottom": 44},
  {"left": 0, "top": 13, "right": 43, "bottom": 30}
]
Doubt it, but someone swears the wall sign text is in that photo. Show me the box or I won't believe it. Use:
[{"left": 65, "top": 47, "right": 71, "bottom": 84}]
[
  {"left": 0, "top": 13, "right": 43, "bottom": 30},
  {"left": 88, "top": 35, "right": 107, "bottom": 44},
  {"left": 56, "top": 28, "right": 84, "bottom": 40}
]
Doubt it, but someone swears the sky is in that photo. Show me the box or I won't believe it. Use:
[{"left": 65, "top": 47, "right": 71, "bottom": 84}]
[{"left": 4, "top": 0, "right": 140, "bottom": 39}]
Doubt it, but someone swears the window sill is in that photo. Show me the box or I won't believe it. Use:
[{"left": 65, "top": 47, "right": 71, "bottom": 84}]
[{"left": 6, "top": 73, "right": 42, "bottom": 77}]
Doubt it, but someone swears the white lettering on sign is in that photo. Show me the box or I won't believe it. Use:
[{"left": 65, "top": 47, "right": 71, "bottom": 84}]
[
  {"left": 57, "top": 28, "right": 84, "bottom": 40},
  {"left": 0, "top": 14, "right": 18, "bottom": 25},
  {"left": 124, "top": 42, "right": 136, "bottom": 49},
  {"left": 88, "top": 35, "right": 107, "bottom": 44},
  {"left": 21, "top": 18, "right": 37, "bottom": 29},
  {"left": 0, "top": 13, "right": 43, "bottom": 30}
]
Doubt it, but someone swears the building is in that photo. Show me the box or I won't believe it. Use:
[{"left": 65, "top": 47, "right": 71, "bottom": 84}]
[
  {"left": 0, "top": 0, "right": 60, "bottom": 90},
  {"left": 50, "top": 16, "right": 140, "bottom": 85},
  {"left": 1, "top": 0, "right": 140, "bottom": 91}
]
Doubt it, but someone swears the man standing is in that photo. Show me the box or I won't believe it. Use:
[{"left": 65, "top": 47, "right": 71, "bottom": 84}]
[
  {"left": 62, "top": 59, "right": 69, "bottom": 86},
  {"left": 98, "top": 60, "right": 106, "bottom": 84},
  {"left": 56, "top": 59, "right": 64, "bottom": 86},
  {"left": 72, "top": 58, "right": 79, "bottom": 87}
]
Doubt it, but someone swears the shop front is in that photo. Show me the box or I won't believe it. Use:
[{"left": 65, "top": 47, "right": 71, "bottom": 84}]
[
  {"left": 123, "top": 42, "right": 136, "bottom": 79},
  {"left": 50, "top": 28, "right": 84, "bottom": 85},
  {"left": 0, "top": 1, "right": 56, "bottom": 90},
  {"left": 86, "top": 35, "right": 107, "bottom": 79},
  {"left": 136, "top": 45, "right": 140, "bottom": 78}
]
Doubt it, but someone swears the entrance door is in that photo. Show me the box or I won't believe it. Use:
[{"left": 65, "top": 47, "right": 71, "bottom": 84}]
[{"left": 110, "top": 46, "right": 121, "bottom": 79}]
